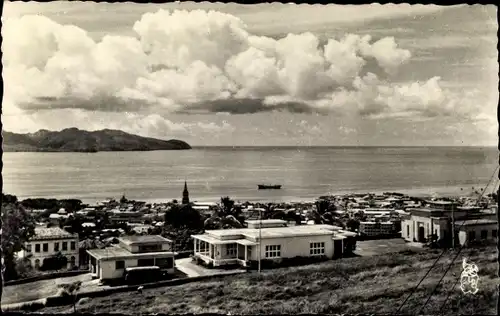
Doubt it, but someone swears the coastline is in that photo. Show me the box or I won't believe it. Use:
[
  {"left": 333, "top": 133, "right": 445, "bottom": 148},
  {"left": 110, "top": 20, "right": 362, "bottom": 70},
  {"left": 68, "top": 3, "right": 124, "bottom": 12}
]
[{"left": 10, "top": 182, "right": 492, "bottom": 206}]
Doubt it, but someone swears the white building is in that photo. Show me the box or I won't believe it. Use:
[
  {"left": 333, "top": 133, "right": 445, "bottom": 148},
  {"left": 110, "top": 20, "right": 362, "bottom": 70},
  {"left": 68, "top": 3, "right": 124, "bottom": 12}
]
[
  {"left": 401, "top": 206, "right": 497, "bottom": 246},
  {"left": 19, "top": 227, "right": 79, "bottom": 270},
  {"left": 86, "top": 235, "right": 176, "bottom": 281},
  {"left": 191, "top": 219, "right": 357, "bottom": 268},
  {"left": 455, "top": 219, "right": 498, "bottom": 246},
  {"left": 359, "top": 221, "right": 398, "bottom": 237}
]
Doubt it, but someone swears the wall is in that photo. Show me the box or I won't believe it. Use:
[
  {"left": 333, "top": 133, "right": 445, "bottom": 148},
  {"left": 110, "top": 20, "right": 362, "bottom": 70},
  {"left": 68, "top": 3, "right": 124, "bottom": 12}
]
[
  {"left": 458, "top": 223, "right": 497, "bottom": 246},
  {"left": 99, "top": 259, "right": 137, "bottom": 280},
  {"left": 22, "top": 238, "right": 80, "bottom": 269},
  {"left": 402, "top": 216, "right": 448, "bottom": 243},
  {"left": 99, "top": 255, "right": 176, "bottom": 280},
  {"left": 257, "top": 235, "right": 335, "bottom": 260}
]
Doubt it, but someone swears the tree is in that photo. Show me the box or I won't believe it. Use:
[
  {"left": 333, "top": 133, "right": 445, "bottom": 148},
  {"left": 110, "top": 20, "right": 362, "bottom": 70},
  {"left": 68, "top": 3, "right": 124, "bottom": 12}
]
[
  {"left": 315, "top": 200, "right": 330, "bottom": 214},
  {"left": 164, "top": 204, "right": 203, "bottom": 230},
  {"left": 346, "top": 219, "right": 360, "bottom": 232},
  {"left": 58, "top": 281, "right": 82, "bottom": 313},
  {"left": 2, "top": 193, "right": 17, "bottom": 204},
  {"left": 41, "top": 252, "right": 68, "bottom": 271},
  {"left": 203, "top": 197, "right": 245, "bottom": 230},
  {"left": 1, "top": 203, "right": 36, "bottom": 281}
]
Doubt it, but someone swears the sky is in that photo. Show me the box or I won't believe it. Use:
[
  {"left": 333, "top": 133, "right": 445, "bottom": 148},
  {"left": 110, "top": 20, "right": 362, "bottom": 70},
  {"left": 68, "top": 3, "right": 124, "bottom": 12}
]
[{"left": 1, "top": 2, "right": 498, "bottom": 146}]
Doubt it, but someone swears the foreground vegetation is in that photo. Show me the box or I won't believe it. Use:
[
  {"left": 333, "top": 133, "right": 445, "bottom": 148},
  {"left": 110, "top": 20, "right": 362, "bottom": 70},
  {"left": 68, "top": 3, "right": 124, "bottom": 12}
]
[{"left": 36, "top": 246, "right": 497, "bottom": 315}]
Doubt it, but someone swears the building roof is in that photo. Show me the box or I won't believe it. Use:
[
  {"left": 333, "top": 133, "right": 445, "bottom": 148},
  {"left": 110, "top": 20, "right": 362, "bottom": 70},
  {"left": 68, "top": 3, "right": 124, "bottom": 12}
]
[
  {"left": 454, "top": 219, "right": 497, "bottom": 227},
  {"left": 205, "top": 224, "right": 343, "bottom": 240},
  {"left": 246, "top": 219, "right": 287, "bottom": 225},
  {"left": 87, "top": 245, "right": 176, "bottom": 261},
  {"left": 118, "top": 235, "right": 172, "bottom": 245},
  {"left": 32, "top": 227, "right": 76, "bottom": 240}
]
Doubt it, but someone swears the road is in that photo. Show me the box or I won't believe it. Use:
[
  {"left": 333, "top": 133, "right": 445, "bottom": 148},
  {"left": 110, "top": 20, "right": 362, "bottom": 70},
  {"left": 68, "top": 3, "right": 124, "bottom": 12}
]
[
  {"left": 2, "top": 273, "right": 94, "bottom": 305},
  {"left": 2, "top": 241, "right": 418, "bottom": 307},
  {"left": 2, "top": 259, "right": 246, "bottom": 307},
  {"left": 355, "top": 238, "right": 423, "bottom": 256},
  {"left": 174, "top": 258, "right": 247, "bottom": 277}
]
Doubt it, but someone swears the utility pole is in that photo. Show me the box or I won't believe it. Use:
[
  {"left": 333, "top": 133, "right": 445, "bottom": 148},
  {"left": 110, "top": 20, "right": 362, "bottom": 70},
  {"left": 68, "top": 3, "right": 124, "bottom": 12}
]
[
  {"left": 451, "top": 202, "right": 455, "bottom": 249},
  {"left": 497, "top": 160, "right": 499, "bottom": 313},
  {"left": 258, "top": 208, "right": 262, "bottom": 273}
]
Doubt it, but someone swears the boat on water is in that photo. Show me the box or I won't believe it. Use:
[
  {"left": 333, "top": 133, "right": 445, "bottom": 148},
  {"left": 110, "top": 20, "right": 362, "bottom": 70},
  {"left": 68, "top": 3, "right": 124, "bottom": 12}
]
[{"left": 258, "top": 184, "right": 282, "bottom": 190}]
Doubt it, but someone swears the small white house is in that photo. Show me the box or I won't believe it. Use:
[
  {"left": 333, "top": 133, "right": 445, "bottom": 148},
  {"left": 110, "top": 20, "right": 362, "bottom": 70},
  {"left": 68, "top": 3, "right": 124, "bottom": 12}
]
[
  {"left": 19, "top": 227, "right": 79, "bottom": 270},
  {"left": 87, "top": 235, "right": 176, "bottom": 281},
  {"left": 192, "top": 219, "right": 357, "bottom": 268}
]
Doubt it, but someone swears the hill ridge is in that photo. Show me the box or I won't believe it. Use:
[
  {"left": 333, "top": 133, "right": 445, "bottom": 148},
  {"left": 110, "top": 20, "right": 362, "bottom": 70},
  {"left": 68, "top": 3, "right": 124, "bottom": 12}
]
[{"left": 2, "top": 128, "right": 192, "bottom": 152}]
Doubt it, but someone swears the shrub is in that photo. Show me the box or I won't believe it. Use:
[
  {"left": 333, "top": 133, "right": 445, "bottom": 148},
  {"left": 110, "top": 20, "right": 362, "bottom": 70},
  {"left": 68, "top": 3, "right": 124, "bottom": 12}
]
[{"left": 41, "top": 252, "right": 68, "bottom": 271}]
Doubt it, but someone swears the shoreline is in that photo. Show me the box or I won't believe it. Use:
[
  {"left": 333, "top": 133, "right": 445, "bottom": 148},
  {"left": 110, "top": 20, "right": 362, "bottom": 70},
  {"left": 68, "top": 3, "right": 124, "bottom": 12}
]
[{"left": 10, "top": 182, "right": 493, "bottom": 206}]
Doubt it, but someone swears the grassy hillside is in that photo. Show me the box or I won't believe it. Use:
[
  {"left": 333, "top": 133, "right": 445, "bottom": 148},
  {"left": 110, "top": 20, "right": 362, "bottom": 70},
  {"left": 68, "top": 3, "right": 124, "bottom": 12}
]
[{"left": 38, "top": 246, "right": 497, "bottom": 315}]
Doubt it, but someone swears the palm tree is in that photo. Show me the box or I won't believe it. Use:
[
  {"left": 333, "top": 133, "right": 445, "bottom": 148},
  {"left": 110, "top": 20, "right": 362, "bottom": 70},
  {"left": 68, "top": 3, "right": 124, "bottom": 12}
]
[
  {"left": 203, "top": 197, "right": 243, "bottom": 230},
  {"left": 58, "top": 280, "right": 82, "bottom": 313}
]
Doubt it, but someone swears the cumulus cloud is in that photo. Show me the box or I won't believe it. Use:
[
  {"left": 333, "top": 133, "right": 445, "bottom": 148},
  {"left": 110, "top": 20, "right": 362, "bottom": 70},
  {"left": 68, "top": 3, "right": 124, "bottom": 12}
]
[
  {"left": 1, "top": 9, "right": 485, "bottom": 121},
  {"left": 1, "top": 108, "right": 234, "bottom": 140}
]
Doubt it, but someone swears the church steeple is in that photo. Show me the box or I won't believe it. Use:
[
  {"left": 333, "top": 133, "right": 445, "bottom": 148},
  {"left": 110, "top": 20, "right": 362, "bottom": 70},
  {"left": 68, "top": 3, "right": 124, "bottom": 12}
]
[{"left": 182, "top": 181, "right": 190, "bottom": 205}]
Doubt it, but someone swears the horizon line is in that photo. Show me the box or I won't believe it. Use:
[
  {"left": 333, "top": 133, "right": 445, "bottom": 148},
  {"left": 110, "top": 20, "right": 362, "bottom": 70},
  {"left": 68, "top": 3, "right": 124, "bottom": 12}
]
[{"left": 191, "top": 145, "right": 498, "bottom": 148}]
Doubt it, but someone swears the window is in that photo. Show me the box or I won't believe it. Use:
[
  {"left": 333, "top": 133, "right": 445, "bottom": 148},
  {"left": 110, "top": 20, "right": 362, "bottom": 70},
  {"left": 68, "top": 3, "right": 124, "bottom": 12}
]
[
  {"left": 493, "top": 230, "right": 498, "bottom": 238},
  {"left": 35, "top": 244, "right": 40, "bottom": 253},
  {"left": 138, "top": 258, "right": 155, "bottom": 267},
  {"left": 407, "top": 225, "right": 410, "bottom": 237},
  {"left": 199, "top": 241, "right": 209, "bottom": 254},
  {"left": 116, "top": 260, "right": 125, "bottom": 269},
  {"left": 62, "top": 242, "right": 68, "bottom": 251},
  {"left": 54, "top": 242, "right": 60, "bottom": 252},
  {"left": 226, "top": 244, "right": 237, "bottom": 256},
  {"left": 310, "top": 242, "right": 325, "bottom": 256},
  {"left": 468, "top": 231, "right": 476, "bottom": 241},
  {"left": 35, "top": 259, "right": 40, "bottom": 269},
  {"left": 71, "top": 241, "right": 76, "bottom": 251},
  {"left": 26, "top": 244, "right": 32, "bottom": 252},
  {"left": 265, "top": 245, "right": 281, "bottom": 258},
  {"left": 481, "top": 230, "right": 488, "bottom": 239},
  {"left": 42, "top": 243, "right": 49, "bottom": 252},
  {"left": 70, "top": 256, "right": 76, "bottom": 268}
]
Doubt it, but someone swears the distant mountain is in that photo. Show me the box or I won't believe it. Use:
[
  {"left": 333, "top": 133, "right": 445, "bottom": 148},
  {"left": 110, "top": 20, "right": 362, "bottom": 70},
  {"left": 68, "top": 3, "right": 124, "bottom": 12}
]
[{"left": 2, "top": 128, "right": 192, "bottom": 152}]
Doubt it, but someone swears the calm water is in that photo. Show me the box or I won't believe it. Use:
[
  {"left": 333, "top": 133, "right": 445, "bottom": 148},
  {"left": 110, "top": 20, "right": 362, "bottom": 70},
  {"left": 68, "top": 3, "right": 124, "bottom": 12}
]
[{"left": 2, "top": 147, "right": 498, "bottom": 204}]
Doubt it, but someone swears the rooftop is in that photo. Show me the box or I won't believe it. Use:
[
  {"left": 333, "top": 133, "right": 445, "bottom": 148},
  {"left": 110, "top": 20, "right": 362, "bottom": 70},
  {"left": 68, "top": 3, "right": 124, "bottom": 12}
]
[
  {"left": 87, "top": 245, "right": 176, "bottom": 261},
  {"left": 205, "top": 224, "right": 344, "bottom": 240},
  {"left": 455, "top": 219, "right": 497, "bottom": 227},
  {"left": 32, "top": 227, "right": 76, "bottom": 240},
  {"left": 118, "top": 235, "right": 172, "bottom": 245},
  {"left": 245, "top": 219, "right": 287, "bottom": 225}
]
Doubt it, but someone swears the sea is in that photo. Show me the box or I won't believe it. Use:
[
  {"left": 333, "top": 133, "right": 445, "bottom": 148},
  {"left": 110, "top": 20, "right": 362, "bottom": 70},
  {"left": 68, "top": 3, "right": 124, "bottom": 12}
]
[{"left": 2, "top": 146, "right": 498, "bottom": 205}]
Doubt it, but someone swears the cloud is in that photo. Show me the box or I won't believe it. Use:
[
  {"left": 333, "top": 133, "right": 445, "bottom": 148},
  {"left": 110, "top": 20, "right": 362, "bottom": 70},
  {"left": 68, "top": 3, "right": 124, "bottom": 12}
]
[
  {"left": 1, "top": 8, "right": 490, "bottom": 122},
  {"left": 1, "top": 108, "right": 234, "bottom": 140}
]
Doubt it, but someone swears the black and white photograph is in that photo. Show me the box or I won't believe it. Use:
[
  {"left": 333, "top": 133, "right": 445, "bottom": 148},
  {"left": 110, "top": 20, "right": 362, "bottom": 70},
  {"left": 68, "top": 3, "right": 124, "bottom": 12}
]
[{"left": 0, "top": 2, "right": 498, "bottom": 315}]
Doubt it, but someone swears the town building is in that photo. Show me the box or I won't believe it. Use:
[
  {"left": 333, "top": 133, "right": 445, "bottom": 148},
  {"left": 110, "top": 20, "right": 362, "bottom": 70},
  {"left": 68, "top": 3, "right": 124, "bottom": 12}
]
[
  {"left": 359, "top": 221, "right": 398, "bottom": 237},
  {"left": 19, "top": 227, "right": 79, "bottom": 270},
  {"left": 109, "top": 210, "right": 144, "bottom": 224},
  {"left": 191, "top": 219, "right": 357, "bottom": 268},
  {"left": 401, "top": 205, "right": 498, "bottom": 246},
  {"left": 455, "top": 219, "right": 497, "bottom": 246},
  {"left": 86, "top": 235, "right": 176, "bottom": 282}
]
